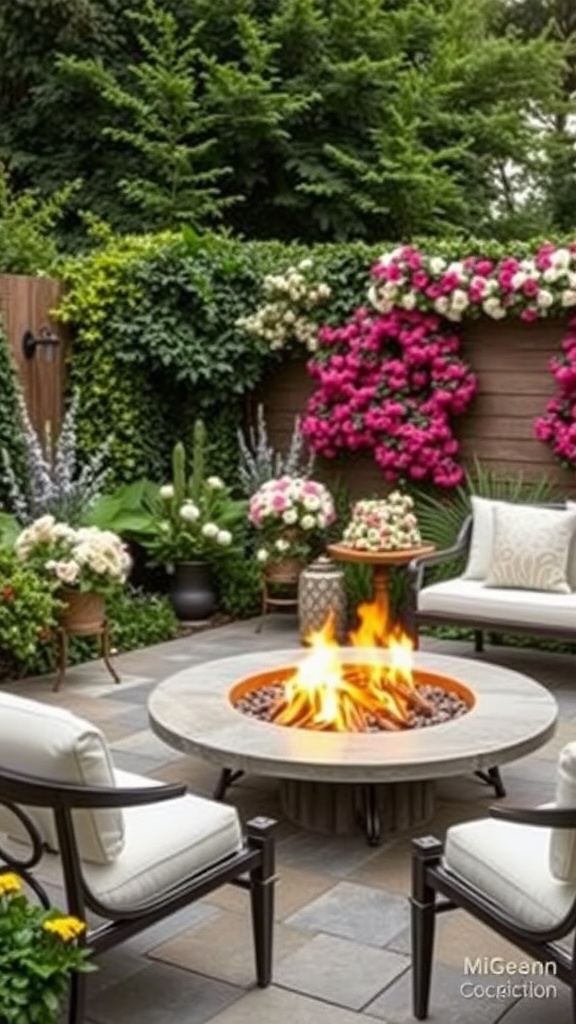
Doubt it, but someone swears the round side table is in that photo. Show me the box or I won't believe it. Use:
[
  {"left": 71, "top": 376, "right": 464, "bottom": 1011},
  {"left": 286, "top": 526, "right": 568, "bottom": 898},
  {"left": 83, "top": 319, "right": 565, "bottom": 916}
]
[{"left": 326, "top": 543, "right": 435, "bottom": 608}]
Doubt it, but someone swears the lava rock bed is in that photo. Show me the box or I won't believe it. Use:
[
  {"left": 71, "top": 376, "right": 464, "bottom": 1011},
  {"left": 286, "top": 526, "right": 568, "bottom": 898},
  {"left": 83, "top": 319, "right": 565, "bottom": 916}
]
[{"left": 232, "top": 679, "right": 470, "bottom": 732}]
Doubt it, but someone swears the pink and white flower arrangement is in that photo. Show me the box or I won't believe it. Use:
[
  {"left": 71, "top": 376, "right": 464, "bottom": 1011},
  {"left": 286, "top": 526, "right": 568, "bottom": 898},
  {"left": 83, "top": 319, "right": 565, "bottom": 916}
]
[
  {"left": 369, "top": 243, "right": 576, "bottom": 324},
  {"left": 534, "top": 314, "right": 576, "bottom": 467},
  {"left": 341, "top": 492, "right": 421, "bottom": 552},
  {"left": 302, "top": 308, "right": 476, "bottom": 488},
  {"left": 248, "top": 476, "right": 336, "bottom": 565},
  {"left": 15, "top": 516, "right": 131, "bottom": 594}
]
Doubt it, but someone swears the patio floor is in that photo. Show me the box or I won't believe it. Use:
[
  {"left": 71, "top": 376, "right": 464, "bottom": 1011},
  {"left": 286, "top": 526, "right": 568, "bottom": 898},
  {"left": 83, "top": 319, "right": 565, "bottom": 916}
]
[{"left": 3, "top": 614, "right": 575, "bottom": 1024}]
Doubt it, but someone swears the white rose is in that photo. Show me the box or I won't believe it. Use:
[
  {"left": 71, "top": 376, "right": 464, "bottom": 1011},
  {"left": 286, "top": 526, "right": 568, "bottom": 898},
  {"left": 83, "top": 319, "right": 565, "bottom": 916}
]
[
  {"left": 256, "top": 548, "right": 269, "bottom": 563},
  {"left": 553, "top": 248, "right": 571, "bottom": 270},
  {"left": 201, "top": 522, "right": 219, "bottom": 539},
  {"left": 180, "top": 502, "right": 200, "bottom": 522},
  {"left": 275, "top": 538, "right": 290, "bottom": 552},
  {"left": 206, "top": 476, "right": 224, "bottom": 490},
  {"left": 434, "top": 296, "right": 450, "bottom": 315},
  {"left": 216, "top": 530, "right": 232, "bottom": 546},
  {"left": 536, "top": 289, "right": 554, "bottom": 309},
  {"left": 428, "top": 256, "right": 447, "bottom": 275},
  {"left": 482, "top": 297, "right": 506, "bottom": 319},
  {"left": 543, "top": 266, "right": 561, "bottom": 283},
  {"left": 159, "top": 484, "right": 174, "bottom": 499},
  {"left": 282, "top": 509, "right": 298, "bottom": 525},
  {"left": 511, "top": 271, "right": 526, "bottom": 290},
  {"left": 450, "top": 289, "right": 469, "bottom": 312},
  {"left": 300, "top": 514, "right": 315, "bottom": 530},
  {"left": 561, "top": 290, "right": 576, "bottom": 307},
  {"left": 401, "top": 291, "right": 417, "bottom": 310}
]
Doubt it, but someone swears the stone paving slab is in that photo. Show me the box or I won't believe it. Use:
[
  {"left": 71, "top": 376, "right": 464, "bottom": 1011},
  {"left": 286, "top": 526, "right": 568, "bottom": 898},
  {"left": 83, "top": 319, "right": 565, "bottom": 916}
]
[
  {"left": 366, "top": 963, "right": 518, "bottom": 1023},
  {"left": 203, "top": 986, "right": 383, "bottom": 1024},
  {"left": 285, "top": 881, "right": 409, "bottom": 947}
]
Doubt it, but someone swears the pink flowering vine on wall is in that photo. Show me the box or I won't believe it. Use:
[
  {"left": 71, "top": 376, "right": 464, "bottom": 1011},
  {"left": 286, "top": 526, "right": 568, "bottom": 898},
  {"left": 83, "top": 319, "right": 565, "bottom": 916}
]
[
  {"left": 534, "top": 315, "right": 576, "bottom": 467},
  {"left": 299, "top": 242, "right": 576, "bottom": 482},
  {"left": 301, "top": 307, "right": 477, "bottom": 488}
]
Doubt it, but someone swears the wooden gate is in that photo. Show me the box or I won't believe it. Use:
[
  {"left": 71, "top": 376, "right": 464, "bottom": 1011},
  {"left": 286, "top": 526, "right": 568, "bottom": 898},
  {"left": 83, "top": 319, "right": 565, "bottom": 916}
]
[{"left": 0, "top": 274, "right": 66, "bottom": 437}]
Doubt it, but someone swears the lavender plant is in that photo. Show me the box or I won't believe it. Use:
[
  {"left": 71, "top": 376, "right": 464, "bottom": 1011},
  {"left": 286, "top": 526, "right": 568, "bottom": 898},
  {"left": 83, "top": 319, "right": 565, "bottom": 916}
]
[
  {"left": 237, "top": 404, "right": 315, "bottom": 497},
  {"left": 2, "top": 392, "right": 110, "bottom": 525}
]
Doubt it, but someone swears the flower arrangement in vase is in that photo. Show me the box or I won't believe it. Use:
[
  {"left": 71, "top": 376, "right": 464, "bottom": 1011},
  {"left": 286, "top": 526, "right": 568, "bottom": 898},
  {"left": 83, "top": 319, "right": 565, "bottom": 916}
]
[
  {"left": 0, "top": 871, "right": 94, "bottom": 1024},
  {"left": 248, "top": 476, "right": 336, "bottom": 571},
  {"left": 341, "top": 491, "right": 421, "bottom": 552}
]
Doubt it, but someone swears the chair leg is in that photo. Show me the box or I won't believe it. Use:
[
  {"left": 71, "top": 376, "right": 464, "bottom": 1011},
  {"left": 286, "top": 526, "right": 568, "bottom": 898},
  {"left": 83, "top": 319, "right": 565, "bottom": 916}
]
[
  {"left": 411, "top": 837, "right": 443, "bottom": 1020},
  {"left": 246, "top": 817, "right": 277, "bottom": 987},
  {"left": 68, "top": 967, "right": 87, "bottom": 1024}
]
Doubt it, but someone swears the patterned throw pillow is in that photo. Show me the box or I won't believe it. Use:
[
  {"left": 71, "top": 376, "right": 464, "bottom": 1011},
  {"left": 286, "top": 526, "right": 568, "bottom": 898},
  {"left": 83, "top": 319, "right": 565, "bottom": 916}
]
[{"left": 484, "top": 504, "right": 576, "bottom": 593}]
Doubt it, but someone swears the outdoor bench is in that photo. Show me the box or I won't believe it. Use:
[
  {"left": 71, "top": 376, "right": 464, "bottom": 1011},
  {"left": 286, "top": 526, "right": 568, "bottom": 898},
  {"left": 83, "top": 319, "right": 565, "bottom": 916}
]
[{"left": 407, "top": 499, "right": 576, "bottom": 652}]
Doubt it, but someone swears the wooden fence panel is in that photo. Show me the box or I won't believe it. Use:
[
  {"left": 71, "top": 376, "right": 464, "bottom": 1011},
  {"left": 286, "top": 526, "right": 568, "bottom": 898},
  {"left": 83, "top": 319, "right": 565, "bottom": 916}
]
[{"left": 0, "top": 275, "right": 66, "bottom": 437}]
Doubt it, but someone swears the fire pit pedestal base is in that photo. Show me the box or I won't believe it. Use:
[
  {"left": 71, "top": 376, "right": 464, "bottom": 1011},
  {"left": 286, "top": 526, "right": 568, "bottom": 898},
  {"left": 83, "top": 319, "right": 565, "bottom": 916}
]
[{"left": 280, "top": 778, "right": 435, "bottom": 845}]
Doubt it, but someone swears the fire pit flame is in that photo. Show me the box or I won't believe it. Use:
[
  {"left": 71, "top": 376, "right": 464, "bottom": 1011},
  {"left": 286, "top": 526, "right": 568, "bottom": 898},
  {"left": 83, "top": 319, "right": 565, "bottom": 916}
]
[{"left": 271, "top": 602, "right": 435, "bottom": 733}]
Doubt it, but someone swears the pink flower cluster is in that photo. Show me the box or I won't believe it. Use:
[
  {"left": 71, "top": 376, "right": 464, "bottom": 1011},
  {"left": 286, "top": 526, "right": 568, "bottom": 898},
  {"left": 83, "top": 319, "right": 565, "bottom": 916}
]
[
  {"left": 370, "top": 243, "right": 576, "bottom": 324},
  {"left": 301, "top": 308, "right": 477, "bottom": 488},
  {"left": 248, "top": 476, "right": 336, "bottom": 531},
  {"left": 534, "top": 315, "right": 576, "bottom": 467}
]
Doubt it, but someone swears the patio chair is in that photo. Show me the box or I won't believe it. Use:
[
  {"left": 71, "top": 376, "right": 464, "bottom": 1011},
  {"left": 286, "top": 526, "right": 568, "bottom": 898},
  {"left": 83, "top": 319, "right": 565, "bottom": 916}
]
[
  {"left": 0, "top": 691, "right": 277, "bottom": 1024},
  {"left": 410, "top": 740, "right": 576, "bottom": 1021}
]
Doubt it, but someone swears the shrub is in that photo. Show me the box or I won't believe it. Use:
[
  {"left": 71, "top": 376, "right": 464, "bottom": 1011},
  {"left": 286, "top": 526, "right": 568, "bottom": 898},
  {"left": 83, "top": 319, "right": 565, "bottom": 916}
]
[{"left": 0, "top": 551, "right": 58, "bottom": 679}]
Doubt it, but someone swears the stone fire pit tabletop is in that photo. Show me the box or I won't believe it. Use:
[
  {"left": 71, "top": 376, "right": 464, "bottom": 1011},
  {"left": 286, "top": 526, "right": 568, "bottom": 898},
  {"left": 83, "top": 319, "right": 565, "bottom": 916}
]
[{"left": 148, "top": 649, "right": 557, "bottom": 785}]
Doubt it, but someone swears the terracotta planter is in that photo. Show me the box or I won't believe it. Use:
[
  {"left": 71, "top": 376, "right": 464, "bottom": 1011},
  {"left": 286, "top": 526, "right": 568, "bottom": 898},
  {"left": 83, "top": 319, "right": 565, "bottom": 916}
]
[
  {"left": 264, "top": 558, "right": 305, "bottom": 584},
  {"left": 58, "top": 589, "right": 106, "bottom": 633}
]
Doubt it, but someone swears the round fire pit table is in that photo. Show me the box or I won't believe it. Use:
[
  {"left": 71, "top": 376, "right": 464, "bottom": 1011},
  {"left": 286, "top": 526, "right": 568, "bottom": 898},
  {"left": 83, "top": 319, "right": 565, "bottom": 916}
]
[{"left": 148, "top": 649, "right": 557, "bottom": 845}]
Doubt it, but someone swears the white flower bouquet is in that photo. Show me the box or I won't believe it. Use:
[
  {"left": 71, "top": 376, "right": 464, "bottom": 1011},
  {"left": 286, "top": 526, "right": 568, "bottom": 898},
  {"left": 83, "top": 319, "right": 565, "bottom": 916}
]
[
  {"left": 15, "top": 516, "right": 131, "bottom": 595},
  {"left": 342, "top": 491, "right": 421, "bottom": 552}
]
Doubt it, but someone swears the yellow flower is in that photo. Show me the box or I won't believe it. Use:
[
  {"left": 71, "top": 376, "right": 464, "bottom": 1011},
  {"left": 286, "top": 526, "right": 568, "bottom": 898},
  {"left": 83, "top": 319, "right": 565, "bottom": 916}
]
[
  {"left": 43, "top": 915, "right": 87, "bottom": 942},
  {"left": 0, "top": 871, "right": 22, "bottom": 896}
]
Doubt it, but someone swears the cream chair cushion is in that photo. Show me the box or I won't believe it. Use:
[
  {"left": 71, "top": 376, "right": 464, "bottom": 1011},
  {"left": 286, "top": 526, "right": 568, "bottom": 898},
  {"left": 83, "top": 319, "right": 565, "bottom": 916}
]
[
  {"left": 445, "top": 817, "right": 576, "bottom": 931},
  {"left": 485, "top": 504, "right": 576, "bottom": 594},
  {"left": 549, "top": 742, "right": 576, "bottom": 882},
  {"left": 0, "top": 691, "right": 123, "bottom": 864},
  {"left": 83, "top": 769, "right": 243, "bottom": 912}
]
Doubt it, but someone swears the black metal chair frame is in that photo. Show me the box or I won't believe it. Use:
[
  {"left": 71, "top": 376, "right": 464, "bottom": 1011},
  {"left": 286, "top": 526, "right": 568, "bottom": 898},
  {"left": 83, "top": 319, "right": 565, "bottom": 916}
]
[
  {"left": 411, "top": 803, "right": 576, "bottom": 1021},
  {"left": 0, "top": 766, "right": 277, "bottom": 1024}
]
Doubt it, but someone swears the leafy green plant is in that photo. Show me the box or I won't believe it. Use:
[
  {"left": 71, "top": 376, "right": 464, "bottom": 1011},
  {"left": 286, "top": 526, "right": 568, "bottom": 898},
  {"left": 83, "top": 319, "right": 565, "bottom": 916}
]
[
  {"left": 0, "top": 871, "right": 94, "bottom": 1024},
  {"left": 104, "top": 585, "right": 178, "bottom": 650},
  {"left": 0, "top": 163, "right": 80, "bottom": 275},
  {"left": 143, "top": 422, "right": 246, "bottom": 566},
  {"left": 0, "top": 551, "right": 59, "bottom": 680},
  {"left": 213, "top": 551, "right": 262, "bottom": 618}
]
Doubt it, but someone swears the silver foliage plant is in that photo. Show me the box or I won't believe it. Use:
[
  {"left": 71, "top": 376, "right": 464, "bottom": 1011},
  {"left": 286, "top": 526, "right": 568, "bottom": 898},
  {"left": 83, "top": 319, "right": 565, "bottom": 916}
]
[
  {"left": 2, "top": 391, "right": 110, "bottom": 524},
  {"left": 237, "top": 403, "right": 315, "bottom": 496}
]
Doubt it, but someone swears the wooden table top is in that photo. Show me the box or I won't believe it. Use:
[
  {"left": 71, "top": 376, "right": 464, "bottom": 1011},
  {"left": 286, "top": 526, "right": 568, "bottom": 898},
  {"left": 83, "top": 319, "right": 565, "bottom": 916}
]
[{"left": 326, "top": 543, "right": 435, "bottom": 567}]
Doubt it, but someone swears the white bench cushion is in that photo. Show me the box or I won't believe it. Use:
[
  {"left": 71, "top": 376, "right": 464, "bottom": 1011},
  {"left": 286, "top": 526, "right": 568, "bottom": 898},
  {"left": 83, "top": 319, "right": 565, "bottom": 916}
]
[
  {"left": 0, "top": 692, "right": 123, "bottom": 865},
  {"left": 418, "top": 577, "right": 576, "bottom": 630},
  {"left": 83, "top": 769, "right": 243, "bottom": 912},
  {"left": 445, "top": 817, "right": 576, "bottom": 931}
]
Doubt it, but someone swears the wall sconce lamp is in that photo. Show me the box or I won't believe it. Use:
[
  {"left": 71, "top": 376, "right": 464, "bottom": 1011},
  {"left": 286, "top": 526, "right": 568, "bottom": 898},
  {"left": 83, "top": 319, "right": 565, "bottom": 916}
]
[{"left": 22, "top": 326, "right": 60, "bottom": 361}]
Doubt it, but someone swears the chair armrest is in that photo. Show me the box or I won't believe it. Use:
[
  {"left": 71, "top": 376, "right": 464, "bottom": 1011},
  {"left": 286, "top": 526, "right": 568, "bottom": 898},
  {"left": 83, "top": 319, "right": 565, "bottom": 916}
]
[
  {"left": 0, "top": 765, "right": 187, "bottom": 810},
  {"left": 490, "top": 804, "right": 576, "bottom": 828},
  {"left": 407, "top": 515, "right": 472, "bottom": 591}
]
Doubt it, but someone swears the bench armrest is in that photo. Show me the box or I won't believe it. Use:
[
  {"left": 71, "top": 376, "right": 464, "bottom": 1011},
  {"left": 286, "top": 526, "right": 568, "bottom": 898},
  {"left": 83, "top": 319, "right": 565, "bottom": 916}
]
[{"left": 407, "top": 514, "right": 472, "bottom": 591}]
